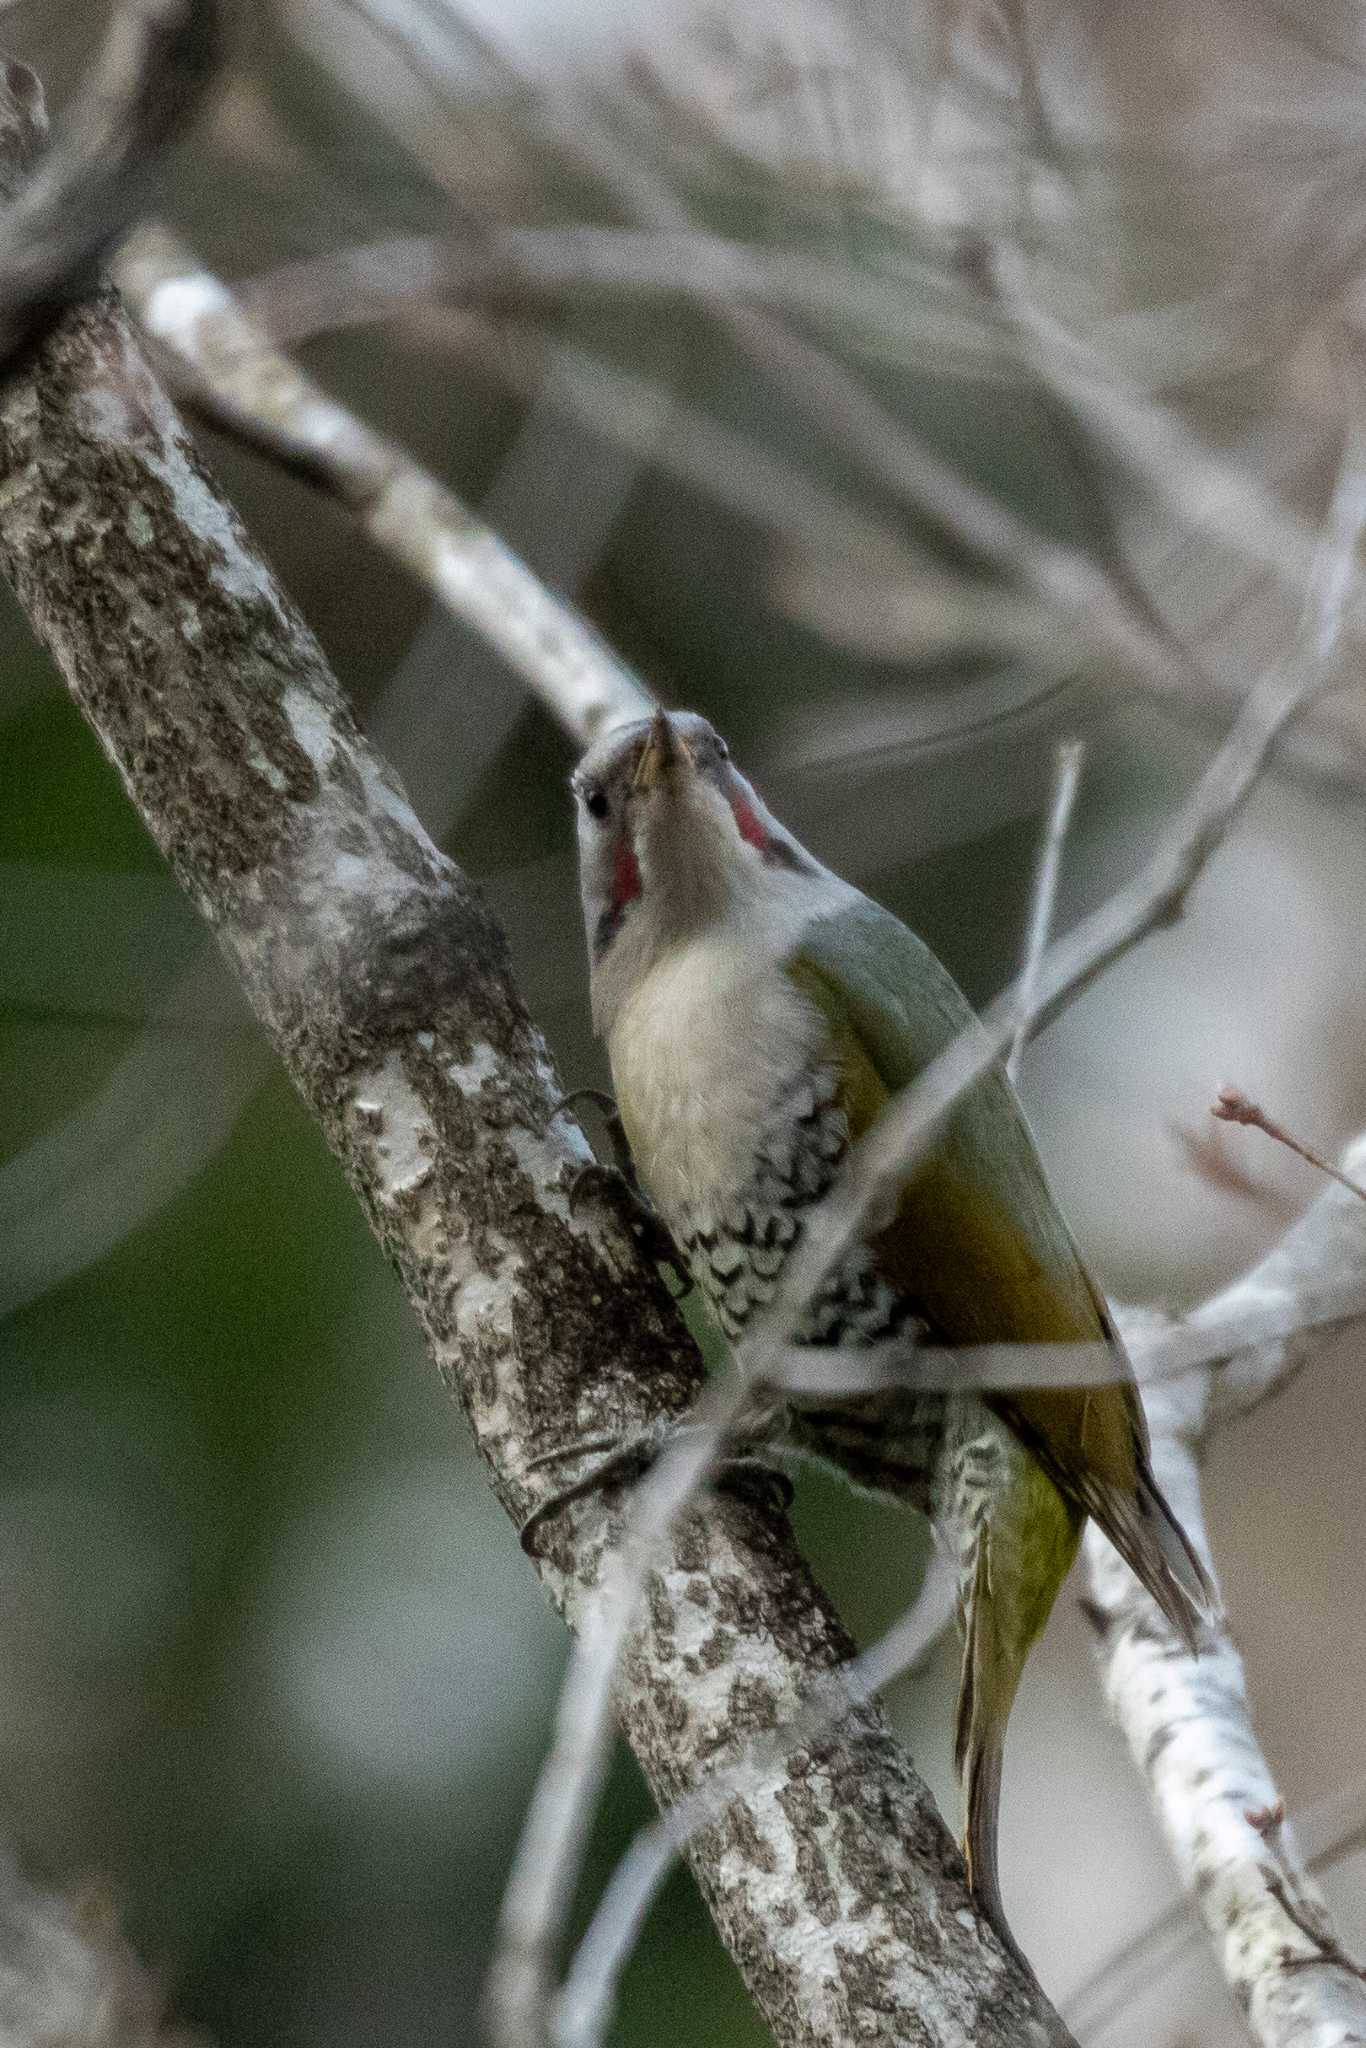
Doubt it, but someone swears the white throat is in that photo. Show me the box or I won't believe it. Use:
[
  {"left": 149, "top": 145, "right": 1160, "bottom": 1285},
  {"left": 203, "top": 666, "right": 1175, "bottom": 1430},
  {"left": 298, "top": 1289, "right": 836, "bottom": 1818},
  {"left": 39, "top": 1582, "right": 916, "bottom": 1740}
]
[{"left": 605, "top": 862, "right": 856, "bottom": 1226}]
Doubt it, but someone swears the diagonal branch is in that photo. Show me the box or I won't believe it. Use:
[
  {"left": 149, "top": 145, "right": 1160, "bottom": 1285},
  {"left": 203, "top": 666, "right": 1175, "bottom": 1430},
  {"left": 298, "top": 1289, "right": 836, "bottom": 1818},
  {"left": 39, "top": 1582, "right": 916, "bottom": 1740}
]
[
  {"left": 1081, "top": 429, "right": 1366, "bottom": 2048},
  {"left": 1006, "top": 735, "right": 1083, "bottom": 1083},
  {"left": 0, "top": 134, "right": 1075, "bottom": 2048}
]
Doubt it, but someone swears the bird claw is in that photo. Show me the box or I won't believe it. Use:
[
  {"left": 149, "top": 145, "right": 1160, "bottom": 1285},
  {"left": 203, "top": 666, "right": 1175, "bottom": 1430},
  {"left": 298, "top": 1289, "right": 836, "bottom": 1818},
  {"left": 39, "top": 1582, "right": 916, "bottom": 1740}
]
[
  {"left": 547, "top": 1087, "right": 634, "bottom": 1177},
  {"left": 518, "top": 1421, "right": 793, "bottom": 1557},
  {"left": 550, "top": 1090, "right": 692, "bottom": 1299}
]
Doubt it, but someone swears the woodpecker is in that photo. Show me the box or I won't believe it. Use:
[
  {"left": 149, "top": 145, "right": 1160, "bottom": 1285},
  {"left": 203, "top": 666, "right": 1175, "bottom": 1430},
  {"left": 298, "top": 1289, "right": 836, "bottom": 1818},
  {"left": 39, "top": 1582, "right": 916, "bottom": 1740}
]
[{"left": 566, "top": 706, "right": 1210, "bottom": 1955}]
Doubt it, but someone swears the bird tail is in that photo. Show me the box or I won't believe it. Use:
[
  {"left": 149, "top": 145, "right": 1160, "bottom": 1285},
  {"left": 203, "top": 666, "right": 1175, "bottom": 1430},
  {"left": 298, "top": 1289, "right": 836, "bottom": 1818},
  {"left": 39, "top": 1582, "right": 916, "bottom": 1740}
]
[
  {"left": 993, "top": 1387, "right": 1218, "bottom": 1650},
  {"left": 954, "top": 1540, "right": 1030, "bottom": 1971},
  {"left": 1088, "top": 1449, "right": 1217, "bottom": 1649}
]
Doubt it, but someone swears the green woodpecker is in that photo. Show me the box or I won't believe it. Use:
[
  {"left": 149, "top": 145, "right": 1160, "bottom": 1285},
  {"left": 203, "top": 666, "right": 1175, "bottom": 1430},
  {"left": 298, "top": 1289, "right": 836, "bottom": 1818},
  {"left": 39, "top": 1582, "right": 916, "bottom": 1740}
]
[{"left": 569, "top": 707, "right": 1211, "bottom": 1954}]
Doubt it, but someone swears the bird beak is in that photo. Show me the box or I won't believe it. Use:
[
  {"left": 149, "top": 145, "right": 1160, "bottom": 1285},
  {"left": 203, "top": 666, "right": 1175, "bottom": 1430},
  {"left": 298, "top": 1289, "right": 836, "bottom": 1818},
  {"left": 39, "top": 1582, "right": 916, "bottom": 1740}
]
[{"left": 633, "top": 709, "right": 694, "bottom": 794}]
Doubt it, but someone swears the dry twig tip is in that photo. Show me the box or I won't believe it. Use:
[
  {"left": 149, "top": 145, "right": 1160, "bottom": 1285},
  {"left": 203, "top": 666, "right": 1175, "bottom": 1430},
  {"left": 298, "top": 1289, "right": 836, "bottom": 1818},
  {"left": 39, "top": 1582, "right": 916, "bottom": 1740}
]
[{"left": 1212, "top": 1087, "right": 1366, "bottom": 1204}]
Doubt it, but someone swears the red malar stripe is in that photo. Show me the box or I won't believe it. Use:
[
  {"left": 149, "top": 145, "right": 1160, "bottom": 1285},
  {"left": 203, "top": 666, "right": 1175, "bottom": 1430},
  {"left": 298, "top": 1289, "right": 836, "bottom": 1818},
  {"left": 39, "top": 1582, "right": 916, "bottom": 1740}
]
[
  {"left": 612, "top": 835, "right": 641, "bottom": 906},
  {"left": 730, "top": 792, "right": 769, "bottom": 852}
]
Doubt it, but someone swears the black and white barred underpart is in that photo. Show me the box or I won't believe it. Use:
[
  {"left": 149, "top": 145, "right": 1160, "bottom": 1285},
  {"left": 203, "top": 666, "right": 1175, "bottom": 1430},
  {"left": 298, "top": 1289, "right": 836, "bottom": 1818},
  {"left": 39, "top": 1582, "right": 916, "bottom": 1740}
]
[{"left": 673, "top": 1061, "right": 948, "bottom": 1511}]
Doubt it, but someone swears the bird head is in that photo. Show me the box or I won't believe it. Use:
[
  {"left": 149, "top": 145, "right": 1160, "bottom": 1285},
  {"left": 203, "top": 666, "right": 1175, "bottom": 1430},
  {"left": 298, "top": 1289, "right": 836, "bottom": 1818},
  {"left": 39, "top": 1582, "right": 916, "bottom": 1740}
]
[{"left": 571, "top": 709, "right": 814, "bottom": 1031}]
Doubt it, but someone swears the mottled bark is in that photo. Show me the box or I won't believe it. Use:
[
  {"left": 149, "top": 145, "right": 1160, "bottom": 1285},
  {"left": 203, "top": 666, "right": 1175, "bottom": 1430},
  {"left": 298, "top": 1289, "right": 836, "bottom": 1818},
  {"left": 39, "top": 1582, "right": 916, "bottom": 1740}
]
[
  {"left": 1086, "top": 1178, "right": 1366, "bottom": 2048},
  {"left": 0, "top": 282, "right": 1073, "bottom": 2048}
]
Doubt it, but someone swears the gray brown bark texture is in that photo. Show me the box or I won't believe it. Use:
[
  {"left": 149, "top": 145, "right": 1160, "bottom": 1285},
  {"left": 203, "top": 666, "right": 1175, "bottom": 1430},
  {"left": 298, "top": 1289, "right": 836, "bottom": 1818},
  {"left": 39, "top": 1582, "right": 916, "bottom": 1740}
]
[{"left": 0, "top": 269, "right": 1075, "bottom": 2047}]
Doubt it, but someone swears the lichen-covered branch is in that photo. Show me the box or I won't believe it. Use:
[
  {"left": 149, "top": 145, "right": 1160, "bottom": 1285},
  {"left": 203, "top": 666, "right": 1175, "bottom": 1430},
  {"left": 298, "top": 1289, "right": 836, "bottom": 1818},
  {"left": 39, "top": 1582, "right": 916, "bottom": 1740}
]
[
  {"left": 1084, "top": 1142, "right": 1366, "bottom": 2048},
  {"left": 0, "top": 242, "right": 1075, "bottom": 2048},
  {"left": 1073, "top": 425, "right": 1366, "bottom": 2048}
]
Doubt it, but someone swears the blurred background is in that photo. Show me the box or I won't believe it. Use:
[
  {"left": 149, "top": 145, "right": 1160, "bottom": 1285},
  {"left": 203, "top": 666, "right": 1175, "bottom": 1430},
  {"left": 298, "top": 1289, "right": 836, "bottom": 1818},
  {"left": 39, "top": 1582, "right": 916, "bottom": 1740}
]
[{"left": 1, "top": 1, "right": 1365, "bottom": 2042}]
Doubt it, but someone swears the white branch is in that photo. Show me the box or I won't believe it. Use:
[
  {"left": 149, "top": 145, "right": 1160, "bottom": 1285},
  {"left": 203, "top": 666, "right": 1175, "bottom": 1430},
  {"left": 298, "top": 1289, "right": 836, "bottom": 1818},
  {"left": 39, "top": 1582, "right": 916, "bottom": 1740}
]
[
  {"left": 1081, "top": 426, "right": 1366, "bottom": 2048},
  {"left": 115, "top": 227, "right": 653, "bottom": 746}
]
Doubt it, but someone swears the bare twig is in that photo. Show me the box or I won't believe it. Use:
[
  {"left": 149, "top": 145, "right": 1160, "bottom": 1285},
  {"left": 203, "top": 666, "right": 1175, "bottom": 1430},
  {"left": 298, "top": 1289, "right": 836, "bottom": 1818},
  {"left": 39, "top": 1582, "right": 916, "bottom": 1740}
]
[
  {"left": 486, "top": 1366, "right": 756, "bottom": 2048},
  {"left": 1212, "top": 1086, "right": 1366, "bottom": 1204},
  {"left": 1193, "top": 1129, "right": 1366, "bottom": 1433},
  {"left": 490, "top": 387, "right": 1359, "bottom": 2036},
  {"left": 234, "top": 227, "right": 1007, "bottom": 381},
  {"left": 0, "top": 0, "right": 222, "bottom": 377},
  {"left": 1016, "top": 407, "right": 1366, "bottom": 1040},
  {"left": 115, "top": 227, "right": 653, "bottom": 745},
  {"left": 1006, "top": 736, "right": 1083, "bottom": 1082},
  {"left": 772, "top": 1265, "right": 1366, "bottom": 1397},
  {"left": 992, "top": 250, "right": 1328, "bottom": 623},
  {"left": 1081, "top": 422, "right": 1366, "bottom": 2048}
]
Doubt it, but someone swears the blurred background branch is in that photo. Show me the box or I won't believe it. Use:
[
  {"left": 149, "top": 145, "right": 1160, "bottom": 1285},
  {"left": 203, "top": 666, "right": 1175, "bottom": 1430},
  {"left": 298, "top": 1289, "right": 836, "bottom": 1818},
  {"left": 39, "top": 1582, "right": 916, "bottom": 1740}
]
[{"left": 0, "top": 0, "right": 221, "bottom": 376}]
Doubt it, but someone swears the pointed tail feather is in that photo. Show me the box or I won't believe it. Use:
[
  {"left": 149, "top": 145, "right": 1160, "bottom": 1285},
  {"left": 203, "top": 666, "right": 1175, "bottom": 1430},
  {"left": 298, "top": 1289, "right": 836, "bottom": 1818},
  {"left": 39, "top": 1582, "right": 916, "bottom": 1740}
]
[
  {"left": 1136, "top": 1452, "right": 1218, "bottom": 1635},
  {"left": 994, "top": 1394, "right": 1217, "bottom": 1649},
  {"left": 1083, "top": 1452, "right": 1217, "bottom": 1648},
  {"left": 955, "top": 1544, "right": 1031, "bottom": 1970}
]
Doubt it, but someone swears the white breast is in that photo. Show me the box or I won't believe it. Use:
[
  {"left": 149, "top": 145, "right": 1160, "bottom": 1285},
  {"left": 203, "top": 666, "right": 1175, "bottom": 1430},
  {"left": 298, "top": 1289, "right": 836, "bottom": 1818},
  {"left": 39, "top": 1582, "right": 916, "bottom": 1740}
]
[{"left": 608, "top": 924, "right": 826, "bottom": 1226}]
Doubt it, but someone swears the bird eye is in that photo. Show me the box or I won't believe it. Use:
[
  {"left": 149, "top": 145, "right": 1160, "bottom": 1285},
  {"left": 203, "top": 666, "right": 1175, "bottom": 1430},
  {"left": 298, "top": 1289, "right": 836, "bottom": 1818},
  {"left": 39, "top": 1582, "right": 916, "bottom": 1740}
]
[
  {"left": 584, "top": 787, "right": 610, "bottom": 821},
  {"left": 716, "top": 739, "right": 729, "bottom": 760}
]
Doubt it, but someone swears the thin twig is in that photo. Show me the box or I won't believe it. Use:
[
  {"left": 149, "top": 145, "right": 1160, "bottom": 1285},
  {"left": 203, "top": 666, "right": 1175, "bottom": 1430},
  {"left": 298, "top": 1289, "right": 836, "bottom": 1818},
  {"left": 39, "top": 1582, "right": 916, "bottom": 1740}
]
[
  {"left": 773, "top": 1265, "right": 1366, "bottom": 1397},
  {"left": 992, "top": 248, "right": 1330, "bottom": 632},
  {"left": 1007, "top": 737, "right": 1083, "bottom": 1082},
  {"left": 1212, "top": 1086, "right": 1366, "bottom": 1204},
  {"left": 485, "top": 1368, "right": 756, "bottom": 2048},
  {"left": 233, "top": 227, "right": 1004, "bottom": 379}
]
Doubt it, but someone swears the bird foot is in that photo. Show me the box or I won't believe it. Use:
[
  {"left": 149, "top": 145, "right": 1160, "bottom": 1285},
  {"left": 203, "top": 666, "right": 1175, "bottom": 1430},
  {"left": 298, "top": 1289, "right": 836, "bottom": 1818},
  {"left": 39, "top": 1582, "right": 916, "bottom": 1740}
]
[
  {"left": 518, "top": 1419, "right": 793, "bottom": 1556},
  {"left": 548, "top": 1089, "right": 692, "bottom": 1298}
]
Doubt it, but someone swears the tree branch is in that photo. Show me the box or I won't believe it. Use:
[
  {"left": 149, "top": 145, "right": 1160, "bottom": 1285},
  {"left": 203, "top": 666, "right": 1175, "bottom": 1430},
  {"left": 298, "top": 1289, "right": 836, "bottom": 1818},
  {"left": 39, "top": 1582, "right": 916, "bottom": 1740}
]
[
  {"left": 0, "top": 193, "right": 1074, "bottom": 2048},
  {"left": 1087, "top": 1266, "right": 1366, "bottom": 2048},
  {"left": 1078, "top": 412, "right": 1366, "bottom": 2045},
  {"left": 1006, "top": 736, "right": 1083, "bottom": 1083},
  {"left": 114, "top": 225, "right": 652, "bottom": 745}
]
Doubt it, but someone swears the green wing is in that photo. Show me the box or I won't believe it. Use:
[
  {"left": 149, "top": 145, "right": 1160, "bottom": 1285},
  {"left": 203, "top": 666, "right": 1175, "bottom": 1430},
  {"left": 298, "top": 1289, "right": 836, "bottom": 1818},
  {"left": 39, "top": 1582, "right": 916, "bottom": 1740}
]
[
  {"left": 788, "top": 897, "right": 1211, "bottom": 1636},
  {"left": 790, "top": 896, "right": 1110, "bottom": 1349}
]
